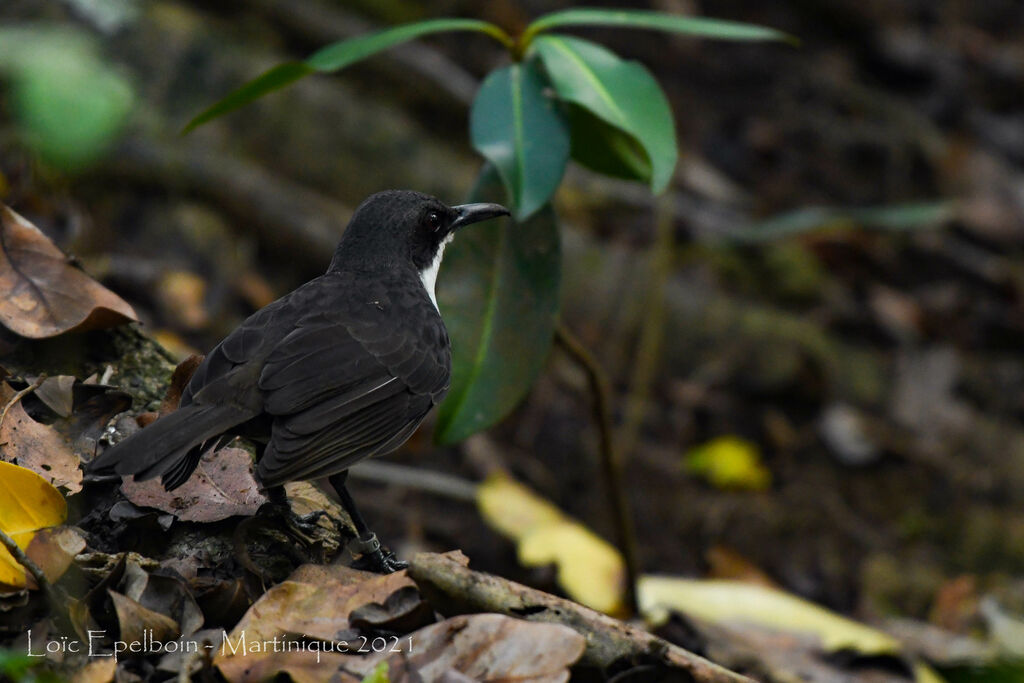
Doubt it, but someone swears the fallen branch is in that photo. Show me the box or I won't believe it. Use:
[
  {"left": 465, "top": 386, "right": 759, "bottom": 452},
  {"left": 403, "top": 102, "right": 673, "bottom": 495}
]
[{"left": 407, "top": 552, "right": 752, "bottom": 683}]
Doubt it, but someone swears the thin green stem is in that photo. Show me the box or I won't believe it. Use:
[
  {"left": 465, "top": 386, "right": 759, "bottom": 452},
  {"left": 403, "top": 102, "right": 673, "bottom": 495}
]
[
  {"left": 555, "top": 322, "right": 639, "bottom": 616},
  {"left": 479, "top": 24, "right": 517, "bottom": 51}
]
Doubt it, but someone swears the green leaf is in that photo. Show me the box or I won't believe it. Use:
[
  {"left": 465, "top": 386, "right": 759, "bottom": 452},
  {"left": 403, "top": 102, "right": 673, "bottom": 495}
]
[
  {"left": 435, "top": 165, "right": 561, "bottom": 444},
  {"left": 183, "top": 62, "right": 313, "bottom": 134},
  {"left": 566, "top": 105, "right": 652, "bottom": 183},
  {"left": 360, "top": 661, "right": 391, "bottom": 683},
  {"left": 534, "top": 35, "right": 675, "bottom": 191},
  {"left": 470, "top": 61, "right": 570, "bottom": 220},
  {"left": 0, "top": 27, "right": 134, "bottom": 171},
  {"left": 184, "top": 18, "right": 508, "bottom": 133},
  {"left": 731, "top": 201, "right": 955, "bottom": 243},
  {"left": 524, "top": 8, "right": 795, "bottom": 45}
]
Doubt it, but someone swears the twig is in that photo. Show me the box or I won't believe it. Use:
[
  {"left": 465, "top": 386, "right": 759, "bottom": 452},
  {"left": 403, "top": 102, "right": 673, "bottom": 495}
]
[
  {"left": 408, "top": 552, "right": 752, "bottom": 683},
  {"left": 554, "top": 323, "right": 639, "bottom": 616},
  {"left": 0, "top": 374, "right": 46, "bottom": 430},
  {"left": 0, "top": 526, "right": 69, "bottom": 627},
  {"left": 348, "top": 461, "right": 478, "bottom": 502}
]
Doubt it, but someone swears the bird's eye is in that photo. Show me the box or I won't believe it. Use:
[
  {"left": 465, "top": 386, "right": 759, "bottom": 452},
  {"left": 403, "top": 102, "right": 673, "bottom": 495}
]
[{"left": 426, "top": 211, "right": 442, "bottom": 231}]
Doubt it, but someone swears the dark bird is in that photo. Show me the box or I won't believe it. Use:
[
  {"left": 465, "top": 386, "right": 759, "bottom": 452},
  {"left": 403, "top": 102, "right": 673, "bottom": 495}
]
[{"left": 88, "top": 190, "right": 509, "bottom": 571}]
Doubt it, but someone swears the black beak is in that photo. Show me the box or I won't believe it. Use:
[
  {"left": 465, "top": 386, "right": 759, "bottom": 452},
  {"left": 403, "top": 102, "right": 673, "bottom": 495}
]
[{"left": 450, "top": 203, "right": 510, "bottom": 231}]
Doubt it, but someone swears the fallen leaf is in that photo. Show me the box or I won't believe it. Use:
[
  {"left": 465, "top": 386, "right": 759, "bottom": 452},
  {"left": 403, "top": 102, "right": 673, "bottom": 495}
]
[
  {"left": 159, "top": 354, "right": 204, "bottom": 416},
  {"left": 156, "top": 269, "right": 208, "bottom": 330},
  {"left": 108, "top": 589, "right": 180, "bottom": 646},
  {"left": 215, "top": 564, "right": 419, "bottom": 682},
  {"left": 0, "top": 204, "right": 137, "bottom": 338},
  {"left": 0, "top": 461, "right": 67, "bottom": 589},
  {"left": 349, "top": 585, "right": 433, "bottom": 633},
  {"left": 705, "top": 546, "right": 778, "bottom": 587},
  {"left": 519, "top": 521, "right": 626, "bottom": 617},
  {"left": 34, "top": 375, "right": 76, "bottom": 417},
  {"left": 684, "top": 436, "right": 772, "bottom": 491},
  {"left": 351, "top": 613, "right": 586, "bottom": 683},
  {"left": 70, "top": 657, "right": 116, "bottom": 683},
  {"left": 24, "top": 526, "right": 86, "bottom": 589},
  {"left": 121, "top": 561, "right": 204, "bottom": 637},
  {"left": 51, "top": 383, "right": 132, "bottom": 463},
  {"left": 477, "top": 472, "right": 626, "bottom": 615},
  {"left": 120, "top": 447, "right": 265, "bottom": 522},
  {"left": 0, "top": 382, "right": 83, "bottom": 493},
  {"left": 638, "top": 577, "right": 900, "bottom": 655}
]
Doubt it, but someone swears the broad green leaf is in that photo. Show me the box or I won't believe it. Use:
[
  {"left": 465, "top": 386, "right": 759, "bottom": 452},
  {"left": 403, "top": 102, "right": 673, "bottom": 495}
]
[
  {"left": 469, "top": 61, "right": 570, "bottom": 220},
  {"left": 435, "top": 165, "right": 561, "bottom": 444},
  {"left": 566, "top": 105, "right": 652, "bottom": 183},
  {"left": 185, "top": 18, "right": 508, "bottom": 132},
  {"left": 534, "top": 35, "right": 675, "bottom": 191},
  {"left": 524, "top": 8, "right": 794, "bottom": 45}
]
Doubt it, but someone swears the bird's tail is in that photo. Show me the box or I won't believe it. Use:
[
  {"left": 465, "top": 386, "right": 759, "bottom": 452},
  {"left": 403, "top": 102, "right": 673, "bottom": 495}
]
[{"left": 87, "top": 403, "right": 251, "bottom": 491}]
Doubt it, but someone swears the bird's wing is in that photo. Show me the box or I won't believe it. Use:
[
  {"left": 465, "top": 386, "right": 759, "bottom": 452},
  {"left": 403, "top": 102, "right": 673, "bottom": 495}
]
[{"left": 255, "top": 277, "right": 450, "bottom": 486}]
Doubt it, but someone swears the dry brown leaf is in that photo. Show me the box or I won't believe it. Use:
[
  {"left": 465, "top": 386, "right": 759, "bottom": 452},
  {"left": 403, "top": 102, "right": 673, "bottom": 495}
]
[
  {"left": 156, "top": 270, "right": 208, "bottom": 330},
  {"left": 160, "top": 354, "right": 204, "bottom": 416},
  {"left": 34, "top": 375, "right": 76, "bottom": 417},
  {"left": 121, "top": 561, "right": 204, "bottom": 637},
  {"left": 70, "top": 657, "right": 116, "bottom": 683},
  {"left": 0, "top": 205, "right": 137, "bottom": 338},
  {"left": 215, "top": 564, "right": 418, "bottom": 682},
  {"left": 108, "top": 589, "right": 181, "bottom": 645},
  {"left": 351, "top": 614, "right": 586, "bottom": 683},
  {"left": 0, "top": 383, "right": 81, "bottom": 493},
  {"left": 24, "top": 526, "right": 86, "bottom": 589},
  {"left": 120, "top": 447, "right": 265, "bottom": 522}
]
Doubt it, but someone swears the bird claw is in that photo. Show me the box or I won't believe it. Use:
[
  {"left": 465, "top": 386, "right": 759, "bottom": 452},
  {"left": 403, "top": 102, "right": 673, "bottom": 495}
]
[
  {"left": 257, "top": 500, "right": 330, "bottom": 538},
  {"left": 348, "top": 532, "right": 407, "bottom": 573}
]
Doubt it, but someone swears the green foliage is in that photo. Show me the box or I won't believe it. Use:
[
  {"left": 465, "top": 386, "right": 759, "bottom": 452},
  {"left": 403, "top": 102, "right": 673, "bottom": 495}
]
[
  {"left": 730, "top": 201, "right": 956, "bottom": 243},
  {"left": 436, "top": 166, "right": 561, "bottom": 444},
  {"left": 183, "top": 19, "right": 510, "bottom": 133},
  {"left": 0, "top": 649, "right": 62, "bottom": 683},
  {"left": 361, "top": 660, "right": 391, "bottom": 683},
  {"left": 533, "top": 35, "right": 676, "bottom": 192},
  {"left": 521, "top": 8, "right": 795, "bottom": 45},
  {"left": 0, "top": 26, "right": 134, "bottom": 171},
  {"left": 470, "top": 62, "right": 569, "bottom": 220},
  {"left": 185, "top": 7, "right": 788, "bottom": 442}
]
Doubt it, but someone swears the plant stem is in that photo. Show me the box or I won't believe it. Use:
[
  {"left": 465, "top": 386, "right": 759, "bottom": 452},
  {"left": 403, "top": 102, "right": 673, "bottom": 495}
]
[
  {"left": 0, "top": 526, "right": 71, "bottom": 630},
  {"left": 554, "top": 322, "right": 639, "bottom": 616},
  {"left": 619, "top": 193, "right": 674, "bottom": 459}
]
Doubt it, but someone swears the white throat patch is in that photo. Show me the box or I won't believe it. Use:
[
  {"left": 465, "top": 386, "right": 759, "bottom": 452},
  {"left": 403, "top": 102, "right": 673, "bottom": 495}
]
[{"left": 420, "top": 232, "right": 453, "bottom": 312}]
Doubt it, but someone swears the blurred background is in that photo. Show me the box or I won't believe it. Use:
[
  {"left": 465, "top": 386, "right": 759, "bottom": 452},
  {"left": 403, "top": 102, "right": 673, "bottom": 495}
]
[{"left": 2, "top": 0, "right": 1023, "bottom": 645}]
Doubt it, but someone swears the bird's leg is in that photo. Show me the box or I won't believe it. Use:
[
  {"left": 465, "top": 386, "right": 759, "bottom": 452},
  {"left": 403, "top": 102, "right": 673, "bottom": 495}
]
[
  {"left": 329, "top": 471, "right": 407, "bottom": 573},
  {"left": 262, "top": 485, "right": 330, "bottom": 535}
]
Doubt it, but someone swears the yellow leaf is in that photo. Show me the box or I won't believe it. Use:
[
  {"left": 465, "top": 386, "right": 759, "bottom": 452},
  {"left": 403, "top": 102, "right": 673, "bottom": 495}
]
[
  {"left": 684, "top": 436, "right": 771, "bottom": 491},
  {"left": 638, "top": 577, "right": 900, "bottom": 655},
  {"left": 477, "top": 472, "right": 626, "bottom": 615},
  {"left": 0, "top": 461, "right": 68, "bottom": 588},
  {"left": 520, "top": 521, "right": 625, "bottom": 615},
  {"left": 477, "top": 472, "right": 564, "bottom": 539}
]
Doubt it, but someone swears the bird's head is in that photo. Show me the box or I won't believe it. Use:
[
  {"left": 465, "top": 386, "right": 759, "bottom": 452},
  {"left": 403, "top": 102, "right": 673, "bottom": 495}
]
[{"left": 329, "top": 190, "right": 509, "bottom": 277}]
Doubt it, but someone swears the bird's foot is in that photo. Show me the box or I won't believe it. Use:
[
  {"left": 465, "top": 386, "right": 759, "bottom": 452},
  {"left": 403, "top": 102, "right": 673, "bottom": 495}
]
[
  {"left": 257, "top": 499, "right": 328, "bottom": 533},
  {"left": 348, "top": 532, "right": 407, "bottom": 573}
]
